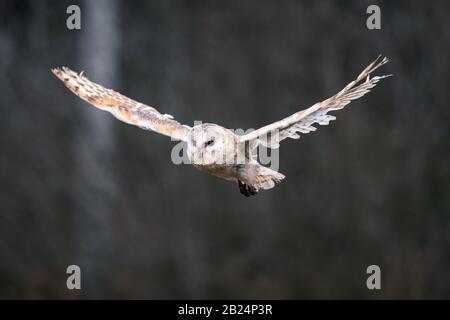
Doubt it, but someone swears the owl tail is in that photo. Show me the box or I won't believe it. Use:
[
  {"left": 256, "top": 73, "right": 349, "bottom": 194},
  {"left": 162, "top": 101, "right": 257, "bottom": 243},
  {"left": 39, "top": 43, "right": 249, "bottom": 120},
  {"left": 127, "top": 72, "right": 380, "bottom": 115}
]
[
  {"left": 237, "top": 164, "right": 285, "bottom": 197},
  {"left": 253, "top": 165, "right": 286, "bottom": 190}
]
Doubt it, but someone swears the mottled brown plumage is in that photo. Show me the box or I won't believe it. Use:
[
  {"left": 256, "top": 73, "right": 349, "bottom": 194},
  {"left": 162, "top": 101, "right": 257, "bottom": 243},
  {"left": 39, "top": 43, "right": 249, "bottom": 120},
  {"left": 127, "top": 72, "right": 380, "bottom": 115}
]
[{"left": 52, "top": 67, "right": 190, "bottom": 141}]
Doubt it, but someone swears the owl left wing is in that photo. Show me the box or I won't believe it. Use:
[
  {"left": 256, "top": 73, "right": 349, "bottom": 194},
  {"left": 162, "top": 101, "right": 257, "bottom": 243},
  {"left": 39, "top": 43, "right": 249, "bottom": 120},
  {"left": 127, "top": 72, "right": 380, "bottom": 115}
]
[
  {"left": 52, "top": 67, "right": 191, "bottom": 141},
  {"left": 238, "top": 56, "right": 391, "bottom": 149}
]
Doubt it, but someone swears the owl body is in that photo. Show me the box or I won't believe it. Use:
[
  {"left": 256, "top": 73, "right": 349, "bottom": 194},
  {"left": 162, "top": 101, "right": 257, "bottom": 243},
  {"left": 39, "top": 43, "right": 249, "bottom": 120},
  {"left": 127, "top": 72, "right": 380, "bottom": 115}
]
[{"left": 186, "top": 123, "right": 285, "bottom": 195}]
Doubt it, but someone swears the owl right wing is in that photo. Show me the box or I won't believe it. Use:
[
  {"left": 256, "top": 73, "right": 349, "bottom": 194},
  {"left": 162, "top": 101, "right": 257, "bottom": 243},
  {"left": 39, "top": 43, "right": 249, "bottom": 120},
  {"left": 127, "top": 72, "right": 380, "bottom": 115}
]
[
  {"left": 52, "top": 67, "right": 191, "bottom": 141},
  {"left": 238, "top": 56, "right": 391, "bottom": 149}
]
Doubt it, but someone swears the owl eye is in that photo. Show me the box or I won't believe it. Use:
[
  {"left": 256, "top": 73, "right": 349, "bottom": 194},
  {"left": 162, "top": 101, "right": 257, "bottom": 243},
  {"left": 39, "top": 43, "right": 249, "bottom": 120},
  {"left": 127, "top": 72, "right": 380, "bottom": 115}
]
[{"left": 205, "top": 139, "right": 215, "bottom": 147}]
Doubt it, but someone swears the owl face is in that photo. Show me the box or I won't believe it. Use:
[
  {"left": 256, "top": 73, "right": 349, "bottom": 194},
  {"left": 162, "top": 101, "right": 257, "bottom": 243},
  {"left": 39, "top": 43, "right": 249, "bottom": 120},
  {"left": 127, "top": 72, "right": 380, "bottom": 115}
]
[{"left": 187, "top": 123, "right": 236, "bottom": 165}]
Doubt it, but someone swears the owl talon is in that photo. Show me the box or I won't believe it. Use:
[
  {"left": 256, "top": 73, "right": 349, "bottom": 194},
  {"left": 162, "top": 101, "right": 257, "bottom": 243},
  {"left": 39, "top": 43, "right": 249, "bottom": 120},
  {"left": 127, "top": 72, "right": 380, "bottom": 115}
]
[
  {"left": 247, "top": 185, "right": 258, "bottom": 196},
  {"left": 238, "top": 180, "right": 250, "bottom": 197},
  {"left": 238, "top": 181, "right": 258, "bottom": 197}
]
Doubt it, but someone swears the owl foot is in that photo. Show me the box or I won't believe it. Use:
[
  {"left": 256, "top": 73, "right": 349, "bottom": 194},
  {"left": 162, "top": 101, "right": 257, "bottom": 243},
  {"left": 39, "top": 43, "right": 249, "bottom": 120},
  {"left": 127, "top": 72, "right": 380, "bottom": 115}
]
[{"left": 238, "top": 180, "right": 258, "bottom": 197}]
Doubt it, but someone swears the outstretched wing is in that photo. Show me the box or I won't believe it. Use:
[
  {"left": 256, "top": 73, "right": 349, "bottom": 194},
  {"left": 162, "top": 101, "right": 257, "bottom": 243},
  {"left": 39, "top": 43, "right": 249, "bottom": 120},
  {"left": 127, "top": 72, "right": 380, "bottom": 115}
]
[
  {"left": 239, "top": 56, "right": 391, "bottom": 149},
  {"left": 52, "top": 67, "right": 191, "bottom": 141}
]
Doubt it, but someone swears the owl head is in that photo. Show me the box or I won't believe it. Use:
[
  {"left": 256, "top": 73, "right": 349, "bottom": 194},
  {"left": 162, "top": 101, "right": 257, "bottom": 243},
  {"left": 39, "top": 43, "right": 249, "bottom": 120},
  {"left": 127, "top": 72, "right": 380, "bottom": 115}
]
[{"left": 187, "top": 123, "right": 236, "bottom": 165}]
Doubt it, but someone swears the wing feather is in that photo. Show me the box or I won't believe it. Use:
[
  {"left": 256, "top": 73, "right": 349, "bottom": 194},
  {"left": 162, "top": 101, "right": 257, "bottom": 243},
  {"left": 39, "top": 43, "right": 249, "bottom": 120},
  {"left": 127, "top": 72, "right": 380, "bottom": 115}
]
[
  {"left": 52, "top": 67, "right": 191, "bottom": 141},
  {"left": 239, "top": 56, "right": 392, "bottom": 149}
]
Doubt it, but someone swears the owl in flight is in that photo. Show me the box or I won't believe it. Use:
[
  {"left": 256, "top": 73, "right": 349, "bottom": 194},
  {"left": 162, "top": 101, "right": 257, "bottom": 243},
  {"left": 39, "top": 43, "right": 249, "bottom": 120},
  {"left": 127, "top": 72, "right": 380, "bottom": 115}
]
[{"left": 53, "top": 56, "right": 390, "bottom": 197}]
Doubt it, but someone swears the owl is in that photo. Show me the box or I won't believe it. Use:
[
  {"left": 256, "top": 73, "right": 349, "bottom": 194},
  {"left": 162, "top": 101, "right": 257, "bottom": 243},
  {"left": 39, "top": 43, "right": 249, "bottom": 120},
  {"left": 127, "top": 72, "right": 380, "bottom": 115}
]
[{"left": 53, "top": 56, "right": 390, "bottom": 197}]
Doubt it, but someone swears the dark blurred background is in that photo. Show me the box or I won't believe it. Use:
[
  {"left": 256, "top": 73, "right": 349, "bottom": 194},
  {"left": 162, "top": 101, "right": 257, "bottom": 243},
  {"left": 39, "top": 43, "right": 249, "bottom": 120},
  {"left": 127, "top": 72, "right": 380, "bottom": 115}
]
[{"left": 0, "top": 0, "right": 449, "bottom": 299}]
